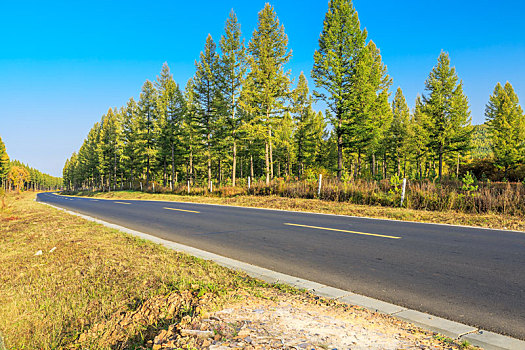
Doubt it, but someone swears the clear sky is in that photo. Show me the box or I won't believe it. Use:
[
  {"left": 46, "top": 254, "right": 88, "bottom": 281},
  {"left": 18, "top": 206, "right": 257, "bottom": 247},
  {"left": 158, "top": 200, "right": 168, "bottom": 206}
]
[{"left": 0, "top": 0, "right": 523, "bottom": 177}]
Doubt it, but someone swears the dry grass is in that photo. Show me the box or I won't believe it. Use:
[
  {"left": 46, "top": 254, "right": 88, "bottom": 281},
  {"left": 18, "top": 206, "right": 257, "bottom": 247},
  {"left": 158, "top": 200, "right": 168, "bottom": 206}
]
[
  {"left": 0, "top": 192, "right": 268, "bottom": 349},
  {"left": 0, "top": 191, "right": 483, "bottom": 350},
  {"left": 68, "top": 190, "right": 525, "bottom": 232}
]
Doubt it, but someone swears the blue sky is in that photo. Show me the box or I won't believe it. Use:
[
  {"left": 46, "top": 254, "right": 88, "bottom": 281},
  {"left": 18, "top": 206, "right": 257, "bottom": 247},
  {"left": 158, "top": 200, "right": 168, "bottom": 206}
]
[{"left": 0, "top": 0, "right": 523, "bottom": 177}]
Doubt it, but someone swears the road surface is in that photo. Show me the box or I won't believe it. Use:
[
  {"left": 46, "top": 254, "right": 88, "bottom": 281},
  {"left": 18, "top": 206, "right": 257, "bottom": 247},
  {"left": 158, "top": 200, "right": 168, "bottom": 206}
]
[{"left": 37, "top": 192, "right": 525, "bottom": 339}]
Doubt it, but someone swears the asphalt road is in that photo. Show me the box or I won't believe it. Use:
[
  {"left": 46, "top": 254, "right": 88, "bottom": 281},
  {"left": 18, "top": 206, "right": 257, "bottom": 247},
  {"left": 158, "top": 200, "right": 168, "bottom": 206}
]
[{"left": 37, "top": 192, "right": 525, "bottom": 339}]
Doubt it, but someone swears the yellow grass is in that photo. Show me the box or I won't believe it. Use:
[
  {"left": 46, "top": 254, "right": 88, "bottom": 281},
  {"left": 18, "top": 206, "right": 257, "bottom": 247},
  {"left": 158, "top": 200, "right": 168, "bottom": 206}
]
[{"left": 67, "top": 190, "right": 525, "bottom": 232}]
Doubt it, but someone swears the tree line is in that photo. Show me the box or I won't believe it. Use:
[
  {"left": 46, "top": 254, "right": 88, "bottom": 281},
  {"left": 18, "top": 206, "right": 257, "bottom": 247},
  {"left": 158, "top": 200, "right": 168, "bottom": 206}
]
[
  {"left": 63, "top": 0, "right": 525, "bottom": 192},
  {"left": 0, "top": 136, "right": 62, "bottom": 192}
]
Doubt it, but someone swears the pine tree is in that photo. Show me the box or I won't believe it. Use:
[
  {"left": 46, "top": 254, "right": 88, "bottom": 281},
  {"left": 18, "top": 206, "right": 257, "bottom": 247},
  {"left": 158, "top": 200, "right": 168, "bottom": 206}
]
[
  {"left": 408, "top": 96, "right": 429, "bottom": 178},
  {"left": 219, "top": 10, "right": 247, "bottom": 186},
  {"left": 291, "top": 72, "right": 311, "bottom": 176},
  {"left": 354, "top": 41, "right": 392, "bottom": 178},
  {"left": 0, "top": 136, "right": 9, "bottom": 189},
  {"left": 243, "top": 3, "right": 292, "bottom": 184},
  {"left": 388, "top": 87, "right": 410, "bottom": 176},
  {"left": 137, "top": 80, "right": 158, "bottom": 186},
  {"left": 422, "top": 51, "right": 472, "bottom": 180},
  {"left": 312, "top": 0, "right": 367, "bottom": 179},
  {"left": 193, "top": 34, "right": 222, "bottom": 190},
  {"left": 121, "top": 98, "right": 141, "bottom": 186},
  {"left": 485, "top": 81, "right": 525, "bottom": 176},
  {"left": 97, "top": 108, "right": 120, "bottom": 190}
]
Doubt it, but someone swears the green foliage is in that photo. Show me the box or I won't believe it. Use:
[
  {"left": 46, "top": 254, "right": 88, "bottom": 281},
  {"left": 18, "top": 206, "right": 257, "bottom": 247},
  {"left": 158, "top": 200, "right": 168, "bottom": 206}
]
[
  {"left": 422, "top": 51, "right": 473, "bottom": 180},
  {"left": 461, "top": 171, "right": 478, "bottom": 193},
  {"left": 485, "top": 81, "right": 525, "bottom": 175},
  {"left": 61, "top": 4, "right": 523, "bottom": 193},
  {"left": 0, "top": 136, "right": 10, "bottom": 183}
]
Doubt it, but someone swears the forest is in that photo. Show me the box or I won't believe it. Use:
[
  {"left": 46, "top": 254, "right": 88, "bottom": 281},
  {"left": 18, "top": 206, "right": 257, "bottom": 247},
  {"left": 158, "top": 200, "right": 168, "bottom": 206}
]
[
  {"left": 0, "top": 136, "right": 62, "bottom": 192},
  {"left": 62, "top": 0, "right": 524, "bottom": 215}
]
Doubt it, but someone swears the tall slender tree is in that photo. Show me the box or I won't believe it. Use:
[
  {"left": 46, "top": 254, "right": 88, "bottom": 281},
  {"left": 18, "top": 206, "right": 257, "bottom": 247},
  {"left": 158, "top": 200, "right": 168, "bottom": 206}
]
[
  {"left": 485, "top": 81, "right": 525, "bottom": 176},
  {"left": 137, "top": 80, "right": 158, "bottom": 186},
  {"left": 312, "top": 0, "right": 367, "bottom": 179},
  {"left": 422, "top": 51, "right": 472, "bottom": 180},
  {"left": 219, "top": 10, "right": 247, "bottom": 186},
  {"left": 243, "top": 3, "right": 292, "bottom": 184},
  {"left": 388, "top": 87, "right": 410, "bottom": 175},
  {"left": 193, "top": 34, "right": 222, "bottom": 190},
  {"left": 0, "top": 136, "right": 9, "bottom": 189}
]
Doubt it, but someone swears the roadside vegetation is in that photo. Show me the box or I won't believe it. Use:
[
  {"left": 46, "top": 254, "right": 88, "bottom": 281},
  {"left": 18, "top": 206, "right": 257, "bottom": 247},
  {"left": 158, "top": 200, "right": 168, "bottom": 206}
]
[{"left": 62, "top": 187, "right": 525, "bottom": 232}]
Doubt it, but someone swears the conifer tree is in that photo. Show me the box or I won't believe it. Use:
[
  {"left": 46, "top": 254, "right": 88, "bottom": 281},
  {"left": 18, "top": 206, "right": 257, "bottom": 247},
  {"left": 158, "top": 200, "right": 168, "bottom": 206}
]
[
  {"left": 485, "top": 81, "right": 525, "bottom": 176},
  {"left": 243, "top": 3, "right": 292, "bottom": 184},
  {"left": 193, "top": 34, "right": 222, "bottom": 190},
  {"left": 291, "top": 72, "right": 311, "bottom": 176},
  {"left": 184, "top": 79, "right": 202, "bottom": 185},
  {"left": 121, "top": 98, "right": 141, "bottom": 185},
  {"left": 410, "top": 95, "right": 429, "bottom": 178},
  {"left": 0, "top": 136, "right": 9, "bottom": 189},
  {"left": 137, "top": 80, "right": 158, "bottom": 186},
  {"left": 98, "top": 108, "right": 120, "bottom": 190},
  {"left": 312, "top": 0, "right": 367, "bottom": 179},
  {"left": 422, "top": 51, "right": 472, "bottom": 180},
  {"left": 220, "top": 10, "right": 247, "bottom": 186},
  {"left": 388, "top": 87, "right": 410, "bottom": 175},
  {"left": 156, "top": 63, "right": 185, "bottom": 187}
]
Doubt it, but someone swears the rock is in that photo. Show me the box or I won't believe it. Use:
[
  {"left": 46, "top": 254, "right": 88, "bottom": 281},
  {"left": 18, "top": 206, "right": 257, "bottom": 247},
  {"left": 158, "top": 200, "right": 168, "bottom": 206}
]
[
  {"left": 34, "top": 250, "right": 43, "bottom": 256},
  {"left": 180, "top": 329, "right": 214, "bottom": 339}
]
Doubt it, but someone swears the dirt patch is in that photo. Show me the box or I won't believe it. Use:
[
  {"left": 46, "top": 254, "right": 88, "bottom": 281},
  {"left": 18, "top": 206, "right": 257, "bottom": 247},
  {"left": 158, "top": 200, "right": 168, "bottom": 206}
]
[{"left": 150, "top": 291, "right": 474, "bottom": 350}]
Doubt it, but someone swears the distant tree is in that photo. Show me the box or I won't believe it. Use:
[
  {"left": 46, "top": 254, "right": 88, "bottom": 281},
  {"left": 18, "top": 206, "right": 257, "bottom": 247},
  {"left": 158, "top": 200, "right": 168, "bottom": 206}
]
[
  {"left": 409, "top": 95, "right": 430, "bottom": 179},
  {"left": 8, "top": 166, "right": 29, "bottom": 192},
  {"left": 243, "top": 3, "right": 292, "bottom": 184},
  {"left": 121, "top": 98, "right": 141, "bottom": 185},
  {"left": 312, "top": 0, "right": 367, "bottom": 179},
  {"left": 485, "top": 82, "right": 525, "bottom": 176},
  {"left": 422, "top": 51, "right": 472, "bottom": 180},
  {"left": 0, "top": 136, "right": 9, "bottom": 189},
  {"left": 97, "top": 108, "right": 120, "bottom": 190}
]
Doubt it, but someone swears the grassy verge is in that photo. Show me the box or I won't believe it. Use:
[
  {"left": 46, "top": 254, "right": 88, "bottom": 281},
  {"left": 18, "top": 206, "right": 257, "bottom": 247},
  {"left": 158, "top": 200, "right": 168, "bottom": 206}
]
[
  {"left": 0, "top": 191, "right": 280, "bottom": 349},
  {"left": 65, "top": 190, "right": 524, "bottom": 231},
  {"left": 0, "top": 192, "right": 480, "bottom": 350}
]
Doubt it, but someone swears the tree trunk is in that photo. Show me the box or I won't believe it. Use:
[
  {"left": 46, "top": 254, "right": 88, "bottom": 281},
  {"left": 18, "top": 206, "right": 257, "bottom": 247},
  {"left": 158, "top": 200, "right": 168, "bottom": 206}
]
[
  {"left": 268, "top": 127, "right": 274, "bottom": 180},
  {"left": 372, "top": 153, "right": 376, "bottom": 177},
  {"left": 207, "top": 136, "right": 212, "bottom": 191},
  {"left": 232, "top": 140, "right": 237, "bottom": 187},
  {"left": 171, "top": 145, "right": 175, "bottom": 189},
  {"left": 337, "top": 116, "right": 343, "bottom": 180},
  {"left": 250, "top": 154, "right": 254, "bottom": 179},
  {"left": 265, "top": 139, "right": 270, "bottom": 185},
  {"left": 438, "top": 148, "right": 443, "bottom": 181}
]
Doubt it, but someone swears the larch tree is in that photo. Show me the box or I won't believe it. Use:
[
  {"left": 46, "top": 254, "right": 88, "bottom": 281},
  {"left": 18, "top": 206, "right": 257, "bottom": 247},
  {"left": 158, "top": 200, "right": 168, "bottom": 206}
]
[
  {"left": 410, "top": 95, "right": 429, "bottom": 178},
  {"left": 422, "top": 51, "right": 472, "bottom": 180},
  {"left": 137, "top": 80, "right": 158, "bottom": 186},
  {"left": 219, "top": 10, "right": 247, "bottom": 186},
  {"left": 485, "top": 81, "right": 525, "bottom": 177},
  {"left": 97, "top": 108, "right": 120, "bottom": 190},
  {"left": 243, "top": 3, "right": 292, "bottom": 184},
  {"left": 193, "top": 34, "right": 222, "bottom": 191},
  {"left": 388, "top": 87, "right": 410, "bottom": 176},
  {"left": 121, "top": 98, "right": 141, "bottom": 185},
  {"left": 312, "top": 0, "right": 367, "bottom": 179}
]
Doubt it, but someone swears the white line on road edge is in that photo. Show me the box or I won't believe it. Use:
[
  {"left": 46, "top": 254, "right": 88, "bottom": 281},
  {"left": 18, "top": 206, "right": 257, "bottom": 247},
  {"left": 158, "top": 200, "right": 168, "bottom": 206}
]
[{"left": 37, "top": 199, "right": 525, "bottom": 350}]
